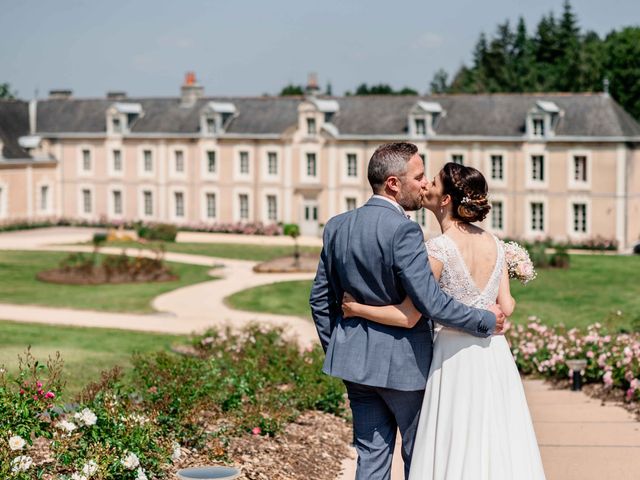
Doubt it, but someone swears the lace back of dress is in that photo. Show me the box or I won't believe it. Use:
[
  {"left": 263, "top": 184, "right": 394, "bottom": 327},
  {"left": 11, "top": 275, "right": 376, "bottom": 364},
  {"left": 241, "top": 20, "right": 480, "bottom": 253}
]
[{"left": 428, "top": 235, "right": 504, "bottom": 309}]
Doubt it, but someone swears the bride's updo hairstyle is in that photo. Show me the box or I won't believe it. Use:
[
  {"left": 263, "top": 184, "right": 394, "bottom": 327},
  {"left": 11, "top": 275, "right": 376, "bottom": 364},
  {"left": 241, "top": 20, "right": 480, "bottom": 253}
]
[{"left": 440, "top": 162, "right": 491, "bottom": 223}]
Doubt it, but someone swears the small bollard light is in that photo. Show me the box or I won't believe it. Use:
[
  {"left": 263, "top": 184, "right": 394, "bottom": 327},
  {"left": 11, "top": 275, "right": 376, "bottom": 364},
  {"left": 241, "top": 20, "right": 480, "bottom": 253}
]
[
  {"left": 566, "top": 359, "right": 588, "bottom": 391},
  {"left": 177, "top": 466, "right": 241, "bottom": 480}
]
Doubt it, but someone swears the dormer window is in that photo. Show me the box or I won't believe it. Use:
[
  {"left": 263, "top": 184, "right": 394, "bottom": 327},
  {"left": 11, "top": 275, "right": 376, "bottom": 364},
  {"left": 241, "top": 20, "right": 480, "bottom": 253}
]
[
  {"left": 201, "top": 102, "right": 236, "bottom": 136},
  {"left": 206, "top": 117, "right": 216, "bottom": 134},
  {"left": 409, "top": 101, "right": 444, "bottom": 137},
  {"left": 307, "top": 118, "right": 317, "bottom": 135},
  {"left": 527, "top": 100, "right": 562, "bottom": 139},
  {"left": 532, "top": 118, "right": 545, "bottom": 137},
  {"left": 107, "top": 102, "right": 142, "bottom": 135}
]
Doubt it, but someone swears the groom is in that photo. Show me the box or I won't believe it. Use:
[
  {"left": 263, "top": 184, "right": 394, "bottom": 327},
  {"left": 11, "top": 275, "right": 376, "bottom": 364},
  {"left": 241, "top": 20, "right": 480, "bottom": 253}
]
[{"left": 309, "top": 142, "right": 505, "bottom": 480}]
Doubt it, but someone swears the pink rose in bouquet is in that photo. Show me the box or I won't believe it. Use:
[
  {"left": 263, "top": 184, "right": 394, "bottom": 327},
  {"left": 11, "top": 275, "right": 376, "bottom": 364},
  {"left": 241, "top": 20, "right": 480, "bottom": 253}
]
[{"left": 501, "top": 241, "right": 537, "bottom": 285}]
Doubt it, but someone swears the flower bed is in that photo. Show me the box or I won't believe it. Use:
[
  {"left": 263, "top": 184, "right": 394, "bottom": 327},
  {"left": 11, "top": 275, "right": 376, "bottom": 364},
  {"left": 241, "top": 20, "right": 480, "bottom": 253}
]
[
  {"left": 506, "top": 317, "right": 640, "bottom": 403},
  {"left": 0, "top": 217, "right": 283, "bottom": 236},
  {"left": 1, "top": 325, "right": 346, "bottom": 479}
]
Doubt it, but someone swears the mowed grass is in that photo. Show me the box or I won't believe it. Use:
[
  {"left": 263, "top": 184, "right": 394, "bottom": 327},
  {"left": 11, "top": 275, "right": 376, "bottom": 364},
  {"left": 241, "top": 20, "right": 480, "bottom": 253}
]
[
  {"left": 509, "top": 254, "right": 640, "bottom": 329},
  {"left": 226, "top": 280, "right": 313, "bottom": 319},
  {"left": 226, "top": 255, "right": 640, "bottom": 330},
  {"left": 100, "top": 240, "right": 322, "bottom": 262},
  {"left": 0, "top": 250, "right": 215, "bottom": 313},
  {"left": 0, "top": 320, "right": 185, "bottom": 398}
]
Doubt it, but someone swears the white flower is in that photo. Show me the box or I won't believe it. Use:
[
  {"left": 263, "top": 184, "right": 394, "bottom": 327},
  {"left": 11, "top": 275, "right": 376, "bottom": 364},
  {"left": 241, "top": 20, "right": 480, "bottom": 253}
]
[
  {"left": 71, "top": 473, "right": 88, "bottom": 480},
  {"left": 11, "top": 455, "right": 33, "bottom": 473},
  {"left": 74, "top": 408, "right": 97, "bottom": 427},
  {"left": 82, "top": 460, "right": 98, "bottom": 477},
  {"left": 121, "top": 451, "right": 140, "bottom": 470},
  {"left": 129, "top": 413, "right": 149, "bottom": 425},
  {"left": 9, "top": 435, "right": 26, "bottom": 451},
  {"left": 171, "top": 442, "right": 182, "bottom": 461},
  {"left": 56, "top": 420, "right": 77, "bottom": 433},
  {"left": 135, "top": 467, "right": 148, "bottom": 480}
]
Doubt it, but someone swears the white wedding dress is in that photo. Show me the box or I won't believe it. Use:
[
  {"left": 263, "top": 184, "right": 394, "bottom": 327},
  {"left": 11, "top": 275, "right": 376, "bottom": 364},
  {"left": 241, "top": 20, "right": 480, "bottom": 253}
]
[{"left": 408, "top": 234, "right": 546, "bottom": 480}]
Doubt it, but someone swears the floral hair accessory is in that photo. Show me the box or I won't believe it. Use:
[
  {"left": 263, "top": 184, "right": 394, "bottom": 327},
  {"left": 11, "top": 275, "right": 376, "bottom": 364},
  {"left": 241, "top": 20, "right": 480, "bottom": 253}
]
[{"left": 461, "top": 196, "right": 471, "bottom": 205}]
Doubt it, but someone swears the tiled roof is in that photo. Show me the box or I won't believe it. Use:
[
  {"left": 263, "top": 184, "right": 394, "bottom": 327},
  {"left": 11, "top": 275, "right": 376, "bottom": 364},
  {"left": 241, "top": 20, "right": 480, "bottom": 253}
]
[{"left": 1, "top": 93, "right": 639, "bottom": 154}]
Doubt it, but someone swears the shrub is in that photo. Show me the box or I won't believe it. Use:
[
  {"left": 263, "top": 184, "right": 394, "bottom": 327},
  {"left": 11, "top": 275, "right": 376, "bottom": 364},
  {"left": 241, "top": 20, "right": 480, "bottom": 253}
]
[
  {"left": 137, "top": 223, "right": 178, "bottom": 242},
  {"left": 506, "top": 316, "right": 640, "bottom": 402},
  {"left": 550, "top": 245, "right": 570, "bottom": 268},
  {"left": 0, "top": 326, "right": 346, "bottom": 478}
]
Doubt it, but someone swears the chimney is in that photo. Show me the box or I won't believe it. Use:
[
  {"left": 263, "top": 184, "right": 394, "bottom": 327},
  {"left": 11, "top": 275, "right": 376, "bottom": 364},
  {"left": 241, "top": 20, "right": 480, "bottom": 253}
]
[
  {"left": 180, "top": 71, "right": 204, "bottom": 107},
  {"left": 48, "top": 89, "right": 72, "bottom": 100},
  {"left": 305, "top": 72, "right": 321, "bottom": 96},
  {"left": 107, "top": 91, "right": 127, "bottom": 100}
]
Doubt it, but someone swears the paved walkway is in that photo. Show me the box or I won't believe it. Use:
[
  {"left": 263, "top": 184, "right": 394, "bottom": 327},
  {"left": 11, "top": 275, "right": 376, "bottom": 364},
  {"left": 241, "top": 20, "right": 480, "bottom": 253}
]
[
  {"left": 1, "top": 227, "right": 640, "bottom": 479},
  {"left": 338, "top": 379, "right": 640, "bottom": 480}
]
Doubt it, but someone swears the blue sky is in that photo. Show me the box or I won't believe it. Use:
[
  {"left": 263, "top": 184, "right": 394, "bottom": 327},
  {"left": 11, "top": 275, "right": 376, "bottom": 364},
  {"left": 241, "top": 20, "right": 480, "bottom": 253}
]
[{"left": 2, "top": 0, "right": 638, "bottom": 98}]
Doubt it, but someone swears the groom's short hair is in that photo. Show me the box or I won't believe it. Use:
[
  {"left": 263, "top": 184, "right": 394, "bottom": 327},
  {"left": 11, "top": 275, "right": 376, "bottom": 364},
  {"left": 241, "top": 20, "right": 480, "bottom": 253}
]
[{"left": 368, "top": 142, "right": 418, "bottom": 193}]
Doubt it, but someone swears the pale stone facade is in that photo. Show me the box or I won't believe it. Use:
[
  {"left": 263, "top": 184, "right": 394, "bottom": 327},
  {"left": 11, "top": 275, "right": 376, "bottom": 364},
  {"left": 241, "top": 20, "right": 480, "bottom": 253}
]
[{"left": 1, "top": 79, "right": 639, "bottom": 250}]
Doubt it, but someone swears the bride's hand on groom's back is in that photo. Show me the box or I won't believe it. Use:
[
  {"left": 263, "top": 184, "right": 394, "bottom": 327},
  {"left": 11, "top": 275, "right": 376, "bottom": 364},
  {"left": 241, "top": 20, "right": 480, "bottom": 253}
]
[
  {"left": 342, "top": 292, "right": 357, "bottom": 318},
  {"left": 487, "top": 304, "right": 506, "bottom": 334}
]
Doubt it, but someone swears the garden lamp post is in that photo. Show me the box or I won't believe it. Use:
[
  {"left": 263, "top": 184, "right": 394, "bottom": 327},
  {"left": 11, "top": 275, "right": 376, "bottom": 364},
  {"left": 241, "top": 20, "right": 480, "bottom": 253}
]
[{"left": 566, "top": 359, "right": 588, "bottom": 391}]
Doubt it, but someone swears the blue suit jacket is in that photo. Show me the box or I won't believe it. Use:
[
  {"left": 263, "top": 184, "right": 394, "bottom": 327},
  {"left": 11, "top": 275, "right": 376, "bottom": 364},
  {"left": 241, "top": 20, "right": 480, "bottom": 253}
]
[{"left": 309, "top": 197, "right": 496, "bottom": 391}]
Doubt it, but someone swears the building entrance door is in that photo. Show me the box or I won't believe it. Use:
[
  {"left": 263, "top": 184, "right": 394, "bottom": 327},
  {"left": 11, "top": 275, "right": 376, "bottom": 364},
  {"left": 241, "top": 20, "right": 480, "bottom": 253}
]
[{"left": 300, "top": 200, "right": 319, "bottom": 236}]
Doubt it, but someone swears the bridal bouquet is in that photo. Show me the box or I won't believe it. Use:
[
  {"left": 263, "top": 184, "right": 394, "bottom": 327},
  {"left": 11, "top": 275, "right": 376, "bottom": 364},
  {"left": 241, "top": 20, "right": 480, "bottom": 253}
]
[{"left": 501, "top": 241, "right": 537, "bottom": 285}]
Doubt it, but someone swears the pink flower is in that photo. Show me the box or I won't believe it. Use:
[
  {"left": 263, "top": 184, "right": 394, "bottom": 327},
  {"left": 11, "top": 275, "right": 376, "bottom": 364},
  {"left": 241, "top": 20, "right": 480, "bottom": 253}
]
[
  {"left": 603, "top": 371, "right": 613, "bottom": 387},
  {"left": 586, "top": 351, "right": 595, "bottom": 359},
  {"left": 36, "top": 381, "right": 43, "bottom": 388},
  {"left": 251, "top": 427, "right": 262, "bottom": 436},
  {"left": 45, "top": 391, "right": 55, "bottom": 399}
]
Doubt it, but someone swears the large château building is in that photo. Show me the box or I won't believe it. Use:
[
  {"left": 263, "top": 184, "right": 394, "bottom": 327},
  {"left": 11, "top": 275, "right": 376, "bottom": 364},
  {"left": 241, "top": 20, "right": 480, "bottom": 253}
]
[{"left": 1, "top": 74, "right": 639, "bottom": 250}]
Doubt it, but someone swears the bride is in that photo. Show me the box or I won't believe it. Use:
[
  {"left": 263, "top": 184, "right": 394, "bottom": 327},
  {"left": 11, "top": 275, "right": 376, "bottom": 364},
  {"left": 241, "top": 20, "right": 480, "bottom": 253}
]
[{"left": 342, "top": 162, "right": 546, "bottom": 480}]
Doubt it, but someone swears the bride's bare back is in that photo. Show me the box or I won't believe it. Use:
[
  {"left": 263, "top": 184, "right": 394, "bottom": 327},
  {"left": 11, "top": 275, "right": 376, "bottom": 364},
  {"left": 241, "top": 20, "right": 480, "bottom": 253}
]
[{"left": 438, "top": 224, "right": 497, "bottom": 292}]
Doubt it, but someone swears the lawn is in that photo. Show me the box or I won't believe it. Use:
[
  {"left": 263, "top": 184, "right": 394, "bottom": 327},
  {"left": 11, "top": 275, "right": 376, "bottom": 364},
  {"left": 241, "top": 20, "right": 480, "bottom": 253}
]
[
  {"left": 98, "top": 240, "right": 322, "bottom": 262},
  {"left": 227, "top": 280, "right": 313, "bottom": 318},
  {"left": 0, "top": 250, "right": 215, "bottom": 313},
  {"left": 226, "top": 255, "right": 640, "bottom": 331},
  {"left": 0, "top": 320, "right": 185, "bottom": 398}
]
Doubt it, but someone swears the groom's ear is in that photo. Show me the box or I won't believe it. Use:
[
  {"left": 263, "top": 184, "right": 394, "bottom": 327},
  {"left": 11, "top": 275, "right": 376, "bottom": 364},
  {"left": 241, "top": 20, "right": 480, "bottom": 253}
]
[{"left": 386, "top": 175, "right": 401, "bottom": 194}]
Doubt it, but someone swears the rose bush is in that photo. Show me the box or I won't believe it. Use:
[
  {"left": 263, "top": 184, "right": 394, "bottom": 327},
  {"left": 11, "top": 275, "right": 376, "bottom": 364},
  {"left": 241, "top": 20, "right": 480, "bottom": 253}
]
[
  {"left": 0, "top": 325, "right": 346, "bottom": 478},
  {"left": 506, "top": 315, "right": 640, "bottom": 402}
]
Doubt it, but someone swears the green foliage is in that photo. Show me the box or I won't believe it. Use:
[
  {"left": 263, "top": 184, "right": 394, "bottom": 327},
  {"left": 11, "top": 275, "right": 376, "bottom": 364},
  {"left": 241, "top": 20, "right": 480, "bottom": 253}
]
[
  {"left": 350, "top": 83, "right": 418, "bottom": 96},
  {"left": 0, "top": 325, "right": 346, "bottom": 478},
  {"left": 279, "top": 84, "right": 305, "bottom": 96},
  {"left": 283, "top": 223, "right": 300, "bottom": 238},
  {"left": 136, "top": 223, "right": 178, "bottom": 242},
  {"left": 0, "top": 82, "right": 16, "bottom": 99},
  {"left": 284, "top": 223, "right": 301, "bottom": 264},
  {"left": 434, "top": 0, "right": 640, "bottom": 120},
  {"left": 550, "top": 245, "right": 570, "bottom": 269},
  {"left": 92, "top": 232, "right": 108, "bottom": 247}
]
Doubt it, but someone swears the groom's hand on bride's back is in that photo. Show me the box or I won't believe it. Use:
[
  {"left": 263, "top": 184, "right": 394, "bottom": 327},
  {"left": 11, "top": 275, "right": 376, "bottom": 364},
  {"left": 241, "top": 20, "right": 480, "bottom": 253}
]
[{"left": 487, "top": 304, "right": 506, "bottom": 334}]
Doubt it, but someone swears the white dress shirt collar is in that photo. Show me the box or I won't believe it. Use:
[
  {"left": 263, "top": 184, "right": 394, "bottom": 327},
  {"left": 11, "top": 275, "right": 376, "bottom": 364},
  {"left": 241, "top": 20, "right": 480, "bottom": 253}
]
[{"left": 372, "top": 194, "right": 407, "bottom": 216}]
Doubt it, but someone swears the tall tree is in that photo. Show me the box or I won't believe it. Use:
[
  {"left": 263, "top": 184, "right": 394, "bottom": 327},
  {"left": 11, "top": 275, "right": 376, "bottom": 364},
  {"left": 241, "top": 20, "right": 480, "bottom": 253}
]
[
  {"left": 512, "top": 17, "right": 536, "bottom": 91},
  {"left": 603, "top": 27, "right": 640, "bottom": 120},
  {"left": 279, "top": 84, "right": 304, "bottom": 96},
  {"left": 556, "top": 0, "right": 582, "bottom": 91},
  {"left": 429, "top": 69, "right": 449, "bottom": 94},
  {"left": 0, "top": 83, "right": 16, "bottom": 99}
]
